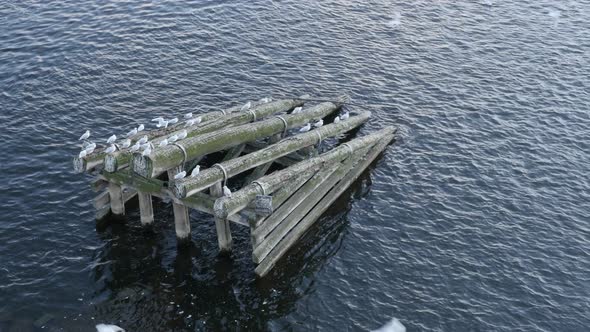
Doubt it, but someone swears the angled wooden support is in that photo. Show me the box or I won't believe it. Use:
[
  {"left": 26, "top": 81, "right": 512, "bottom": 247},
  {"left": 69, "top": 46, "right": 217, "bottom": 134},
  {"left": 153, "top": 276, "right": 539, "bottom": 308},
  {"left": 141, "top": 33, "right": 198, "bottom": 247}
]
[
  {"left": 211, "top": 182, "right": 232, "bottom": 253},
  {"left": 107, "top": 183, "right": 125, "bottom": 216},
  {"left": 254, "top": 133, "right": 395, "bottom": 277},
  {"left": 243, "top": 133, "right": 282, "bottom": 184},
  {"left": 222, "top": 144, "right": 246, "bottom": 162},
  {"left": 138, "top": 192, "right": 154, "bottom": 226},
  {"left": 168, "top": 166, "right": 191, "bottom": 244}
]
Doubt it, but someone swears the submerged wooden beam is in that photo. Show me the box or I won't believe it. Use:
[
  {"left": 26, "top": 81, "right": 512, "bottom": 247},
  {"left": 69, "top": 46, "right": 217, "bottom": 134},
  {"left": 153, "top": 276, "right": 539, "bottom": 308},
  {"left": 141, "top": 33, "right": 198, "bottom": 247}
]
[
  {"left": 134, "top": 96, "right": 349, "bottom": 178},
  {"left": 255, "top": 134, "right": 395, "bottom": 277},
  {"left": 172, "top": 110, "right": 369, "bottom": 198},
  {"left": 213, "top": 127, "right": 395, "bottom": 220}
]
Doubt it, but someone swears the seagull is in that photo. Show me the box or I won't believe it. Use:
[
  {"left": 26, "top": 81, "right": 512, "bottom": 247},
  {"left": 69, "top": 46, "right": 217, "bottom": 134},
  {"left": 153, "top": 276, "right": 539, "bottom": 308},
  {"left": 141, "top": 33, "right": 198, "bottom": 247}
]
[
  {"left": 156, "top": 119, "right": 169, "bottom": 128},
  {"left": 241, "top": 101, "right": 251, "bottom": 111},
  {"left": 121, "top": 139, "right": 131, "bottom": 148},
  {"left": 138, "top": 135, "right": 148, "bottom": 144},
  {"left": 96, "top": 323, "right": 125, "bottom": 332},
  {"left": 223, "top": 185, "right": 232, "bottom": 197},
  {"left": 137, "top": 124, "right": 144, "bottom": 132},
  {"left": 334, "top": 115, "right": 341, "bottom": 123},
  {"left": 79, "top": 150, "right": 87, "bottom": 158},
  {"left": 85, "top": 142, "right": 96, "bottom": 150},
  {"left": 79, "top": 130, "right": 90, "bottom": 140},
  {"left": 151, "top": 117, "right": 164, "bottom": 122},
  {"left": 126, "top": 128, "right": 137, "bottom": 137},
  {"left": 174, "top": 171, "right": 186, "bottom": 180},
  {"left": 168, "top": 134, "right": 179, "bottom": 143},
  {"left": 341, "top": 111, "right": 350, "bottom": 120},
  {"left": 168, "top": 117, "right": 179, "bottom": 124},
  {"left": 299, "top": 123, "right": 311, "bottom": 132},
  {"left": 105, "top": 144, "right": 116, "bottom": 154},
  {"left": 371, "top": 318, "right": 405, "bottom": 332},
  {"left": 184, "top": 112, "right": 193, "bottom": 119},
  {"left": 130, "top": 142, "right": 140, "bottom": 152},
  {"left": 292, "top": 106, "right": 303, "bottom": 114},
  {"left": 159, "top": 139, "right": 168, "bottom": 147},
  {"left": 140, "top": 142, "right": 151, "bottom": 150},
  {"left": 186, "top": 119, "right": 196, "bottom": 127},
  {"left": 142, "top": 145, "right": 152, "bottom": 156},
  {"left": 313, "top": 119, "right": 323, "bottom": 128},
  {"left": 106, "top": 134, "right": 117, "bottom": 144},
  {"left": 84, "top": 145, "right": 95, "bottom": 154},
  {"left": 177, "top": 130, "right": 188, "bottom": 140},
  {"left": 260, "top": 97, "right": 271, "bottom": 103},
  {"left": 190, "top": 165, "right": 200, "bottom": 177}
]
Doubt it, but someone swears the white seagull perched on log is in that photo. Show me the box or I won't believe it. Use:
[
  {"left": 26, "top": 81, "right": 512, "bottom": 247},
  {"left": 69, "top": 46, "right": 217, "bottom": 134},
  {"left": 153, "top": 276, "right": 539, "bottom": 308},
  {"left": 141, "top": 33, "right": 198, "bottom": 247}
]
[
  {"left": 130, "top": 142, "right": 140, "bottom": 152},
  {"left": 121, "top": 139, "right": 131, "bottom": 148},
  {"left": 223, "top": 185, "right": 232, "bottom": 197},
  {"left": 96, "top": 323, "right": 125, "bottom": 332},
  {"left": 341, "top": 111, "right": 350, "bottom": 120},
  {"left": 151, "top": 117, "right": 164, "bottom": 122},
  {"left": 241, "top": 101, "right": 251, "bottom": 111},
  {"left": 85, "top": 142, "right": 96, "bottom": 150},
  {"left": 79, "top": 150, "right": 87, "bottom": 158},
  {"left": 168, "top": 117, "right": 179, "bottom": 124},
  {"left": 79, "top": 130, "right": 90, "bottom": 141},
  {"left": 84, "top": 145, "right": 96, "bottom": 154},
  {"left": 168, "top": 134, "right": 179, "bottom": 143},
  {"left": 292, "top": 106, "right": 303, "bottom": 114},
  {"left": 105, "top": 144, "right": 116, "bottom": 154},
  {"left": 313, "top": 119, "right": 323, "bottom": 128},
  {"left": 174, "top": 171, "right": 186, "bottom": 180},
  {"left": 156, "top": 119, "right": 169, "bottom": 128},
  {"left": 299, "top": 123, "right": 311, "bottom": 132},
  {"left": 159, "top": 139, "right": 168, "bottom": 147},
  {"left": 334, "top": 115, "right": 341, "bottom": 123},
  {"left": 177, "top": 130, "right": 188, "bottom": 140},
  {"left": 184, "top": 112, "right": 193, "bottom": 119},
  {"left": 126, "top": 128, "right": 137, "bottom": 137},
  {"left": 142, "top": 145, "right": 152, "bottom": 156},
  {"left": 106, "top": 134, "right": 117, "bottom": 144},
  {"left": 137, "top": 124, "right": 144, "bottom": 132},
  {"left": 138, "top": 135, "right": 148, "bottom": 144},
  {"left": 190, "top": 165, "right": 200, "bottom": 177}
]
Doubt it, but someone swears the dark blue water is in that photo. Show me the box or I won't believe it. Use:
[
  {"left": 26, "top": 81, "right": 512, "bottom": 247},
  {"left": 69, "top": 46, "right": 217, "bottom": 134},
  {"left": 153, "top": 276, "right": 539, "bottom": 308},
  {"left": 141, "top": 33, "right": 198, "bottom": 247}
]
[{"left": 1, "top": 0, "right": 589, "bottom": 331}]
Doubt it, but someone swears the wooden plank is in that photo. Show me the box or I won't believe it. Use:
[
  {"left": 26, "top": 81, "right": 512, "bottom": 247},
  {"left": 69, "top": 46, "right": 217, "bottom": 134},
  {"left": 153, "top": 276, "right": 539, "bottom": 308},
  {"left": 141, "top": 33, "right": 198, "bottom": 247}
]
[
  {"left": 138, "top": 192, "right": 154, "bottom": 226},
  {"left": 254, "top": 135, "right": 394, "bottom": 277},
  {"left": 93, "top": 191, "right": 110, "bottom": 209},
  {"left": 168, "top": 166, "right": 191, "bottom": 244},
  {"left": 108, "top": 183, "right": 125, "bottom": 216},
  {"left": 222, "top": 143, "right": 246, "bottom": 162},
  {"left": 211, "top": 182, "right": 232, "bottom": 252},
  {"left": 91, "top": 178, "right": 108, "bottom": 192}
]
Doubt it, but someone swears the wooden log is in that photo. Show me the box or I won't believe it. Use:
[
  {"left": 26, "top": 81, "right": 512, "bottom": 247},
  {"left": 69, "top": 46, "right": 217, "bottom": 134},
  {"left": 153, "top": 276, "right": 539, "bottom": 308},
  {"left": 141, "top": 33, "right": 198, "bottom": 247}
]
[
  {"left": 243, "top": 133, "right": 282, "bottom": 184},
  {"left": 213, "top": 127, "right": 395, "bottom": 219},
  {"left": 108, "top": 183, "right": 125, "bottom": 216},
  {"left": 134, "top": 96, "right": 349, "bottom": 178},
  {"left": 221, "top": 144, "right": 246, "bottom": 162},
  {"left": 172, "top": 110, "right": 369, "bottom": 198},
  {"left": 168, "top": 166, "right": 191, "bottom": 244},
  {"left": 138, "top": 192, "right": 154, "bottom": 226},
  {"left": 255, "top": 134, "right": 395, "bottom": 277},
  {"left": 91, "top": 178, "right": 108, "bottom": 192},
  {"left": 93, "top": 191, "right": 110, "bottom": 210},
  {"left": 211, "top": 182, "right": 232, "bottom": 252},
  {"left": 252, "top": 149, "right": 365, "bottom": 263}
]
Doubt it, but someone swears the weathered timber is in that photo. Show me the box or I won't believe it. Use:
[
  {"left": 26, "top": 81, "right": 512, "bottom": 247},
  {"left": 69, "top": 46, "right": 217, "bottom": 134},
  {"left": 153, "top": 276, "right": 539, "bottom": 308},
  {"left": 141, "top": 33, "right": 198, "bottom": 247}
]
[
  {"left": 221, "top": 144, "right": 246, "bottom": 162},
  {"left": 95, "top": 188, "right": 137, "bottom": 220},
  {"left": 181, "top": 192, "right": 247, "bottom": 226},
  {"left": 91, "top": 178, "right": 108, "bottom": 192},
  {"left": 254, "top": 133, "right": 395, "bottom": 277},
  {"left": 93, "top": 191, "right": 110, "bottom": 209},
  {"left": 138, "top": 192, "right": 154, "bottom": 225},
  {"left": 104, "top": 97, "right": 306, "bottom": 172},
  {"left": 252, "top": 149, "right": 366, "bottom": 263},
  {"left": 134, "top": 96, "right": 349, "bottom": 178},
  {"left": 168, "top": 166, "right": 191, "bottom": 243},
  {"left": 172, "top": 111, "right": 370, "bottom": 198},
  {"left": 108, "top": 183, "right": 125, "bottom": 216},
  {"left": 213, "top": 127, "right": 395, "bottom": 219},
  {"left": 243, "top": 133, "right": 282, "bottom": 185},
  {"left": 211, "top": 182, "right": 232, "bottom": 252}
]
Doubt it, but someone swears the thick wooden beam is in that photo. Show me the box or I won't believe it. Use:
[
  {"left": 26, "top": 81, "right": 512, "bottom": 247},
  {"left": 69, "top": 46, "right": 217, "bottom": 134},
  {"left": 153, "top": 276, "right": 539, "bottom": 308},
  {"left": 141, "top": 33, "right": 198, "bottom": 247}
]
[
  {"left": 138, "top": 192, "right": 154, "bottom": 226},
  {"left": 135, "top": 96, "right": 349, "bottom": 178},
  {"left": 108, "top": 183, "right": 125, "bottom": 216},
  {"left": 254, "top": 135, "right": 394, "bottom": 277},
  {"left": 168, "top": 166, "right": 191, "bottom": 244},
  {"left": 173, "top": 111, "right": 369, "bottom": 198},
  {"left": 213, "top": 127, "right": 395, "bottom": 220},
  {"left": 211, "top": 182, "right": 232, "bottom": 252}
]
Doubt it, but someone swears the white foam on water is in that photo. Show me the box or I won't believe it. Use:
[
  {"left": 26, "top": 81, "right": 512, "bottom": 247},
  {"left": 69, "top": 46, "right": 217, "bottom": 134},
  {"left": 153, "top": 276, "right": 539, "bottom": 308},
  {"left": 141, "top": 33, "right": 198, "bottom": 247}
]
[{"left": 371, "top": 317, "right": 406, "bottom": 332}]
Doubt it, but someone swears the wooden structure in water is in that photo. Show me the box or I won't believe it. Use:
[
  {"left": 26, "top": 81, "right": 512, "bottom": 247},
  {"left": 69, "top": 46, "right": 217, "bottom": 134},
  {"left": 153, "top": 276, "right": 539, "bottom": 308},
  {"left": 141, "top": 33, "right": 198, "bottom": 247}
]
[{"left": 74, "top": 95, "right": 395, "bottom": 277}]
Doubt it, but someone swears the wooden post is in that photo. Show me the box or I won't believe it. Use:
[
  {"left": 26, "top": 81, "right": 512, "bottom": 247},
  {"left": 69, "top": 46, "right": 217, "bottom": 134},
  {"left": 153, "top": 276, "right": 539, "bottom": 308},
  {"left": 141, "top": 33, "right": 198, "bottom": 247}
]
[
  {"left": 254, "top": 135, "right": 394, "bottom": 277},
  {"left": 107, "top": 182, "right": 125, "bottom": 216},
  {"left": 134, "top": 96, "right": 349, "bottom": 178},
  {"left": 211, "top": 182, "right": 232, "bottom": 253},
  {"left": 172, "top": 111, "right": 370, "bottom": 198},
  {"left": 167, "top": 166, "right": 191, "bottom": 244},
  {"left": 138, "top": 192, "right": 154, "bottom": 226}
]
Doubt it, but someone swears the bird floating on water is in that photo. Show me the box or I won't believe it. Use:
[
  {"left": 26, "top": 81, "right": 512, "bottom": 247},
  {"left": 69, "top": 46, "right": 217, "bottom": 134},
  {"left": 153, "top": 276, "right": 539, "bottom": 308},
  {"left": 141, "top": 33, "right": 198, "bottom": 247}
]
[
  {"left": 168, "top": 117, "right": 179, "bottom": 124},
  {"left": 106, "top": 134, "right": 117, "bottom": 144},
  {"left": 334, "top": 115, "right": 341, "bottom": 123},
  {"left": 177, "top": 130, "right": 188, "bottom": 140},
  {"left": 159, "top": 139, "right": 168, "bottom": 147},
  {"left": 313, "top": 119, "right": 323, "bottom": 128},
  {"left": 137, "top": 124, "right": 144, "bottom": 132},
  {"left": 138, "top": 135, "right": 148, "bottom": 144},
  {"left": 223, "top": 185, "right": 232, "bottom": 197},
  {"left": 105, "top": 144, "right": 116, "bottom": 154},
  {"left": 151, "top": 117, "right": 164, "bottom": 122},
  {"left": 126, "top": 128, "right": 137, "bottom": 137},
  {"left": 241, "top": 101, "right": 251, "bottom": 111},
  {"left": 371, "top": 318, "right": 405, "bottom": 332},
  {"left": 168, "top": 134, "right": 179, "bottom": 143},
  {"left": 299, "top": 123, "right": 311, "bottom": 132},
  {"left": 184, "top": 112, "right": 193, "bottom": 119},
  {"left": 341, "top": 111, "right": 350, "bottom": 120},
  {"left": 292, "top": 106, "right": 303, "bottom": 114},
  {"left": 96, "top": 323, "right": 125, "bottom": 332},
  {"left": 121, "top": 139, "right": 131, "bottom": 148},
  {"left": 142, "top": 145, "right": 152, "bottom": 156},
  {"left": 79, "top": 150, "right": 87, "bottom": 158},
  {"left": 190, "top": 165, "right": 200, "bottom": 177},
  {"left": 79, "top": 130, "right": 90, "bottom": 141},
  {"left": 174, "top": 171, "right": 187, "bottom": 179}
]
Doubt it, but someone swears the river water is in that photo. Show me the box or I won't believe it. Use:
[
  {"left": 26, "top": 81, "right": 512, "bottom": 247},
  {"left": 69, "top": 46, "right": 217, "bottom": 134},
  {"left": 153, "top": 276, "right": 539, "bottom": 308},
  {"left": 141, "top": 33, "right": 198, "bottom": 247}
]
[{"left": 1, "top": 0, "right": 589, "bottom": 331}]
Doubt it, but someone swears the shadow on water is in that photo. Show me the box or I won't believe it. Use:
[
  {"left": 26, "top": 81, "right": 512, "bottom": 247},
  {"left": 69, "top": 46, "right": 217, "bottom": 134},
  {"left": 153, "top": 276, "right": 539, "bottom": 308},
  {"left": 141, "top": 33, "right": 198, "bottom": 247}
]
[{"left": 81, "top": 149, "right": 389, "bottom": 331}]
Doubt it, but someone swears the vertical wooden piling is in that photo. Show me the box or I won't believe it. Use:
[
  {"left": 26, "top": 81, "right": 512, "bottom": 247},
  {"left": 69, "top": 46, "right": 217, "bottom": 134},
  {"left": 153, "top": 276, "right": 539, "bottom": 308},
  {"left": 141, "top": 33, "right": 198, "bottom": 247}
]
[
  {"left": 211, "top": 182, "right": 233, "bottom": 253},
  {"left": 138, "top": 192, "right": 154, "bottom": 226},
  {"left": 107, "top": 183, "right": 125, "bottom": 216},
  {"left": 167, "top": 166, "right": 191, "bottom": 244}
]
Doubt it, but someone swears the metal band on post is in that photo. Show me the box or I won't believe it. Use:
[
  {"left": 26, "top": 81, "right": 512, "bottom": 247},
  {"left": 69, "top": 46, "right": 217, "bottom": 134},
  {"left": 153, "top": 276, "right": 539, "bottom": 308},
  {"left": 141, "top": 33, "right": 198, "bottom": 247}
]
[
  {"left": 251, "top": 181, "right": 267, "bottom": 196},
  {"left": 114, "top": 143, "right": 120, "bottom": 151},
  {"left": 315, "top": 130, "right": 323, "bottom": 144},
  {"left": 341, "top": 143, "right": 354, "bottom": 159},
  {"left": 172, "top": 143, "right": 188, "bottom": 164},
  {"left": 212, "top": 163, "right": 229, "bottom": 187},
  {"left": 275, "top": 115, "right": 288, "bottom": 137},
  {"left": 218, "top": 109, "right": 226, "bottom": 116},
  {"left": 247, "top": 110, "right": 257, "bottom": 122}
]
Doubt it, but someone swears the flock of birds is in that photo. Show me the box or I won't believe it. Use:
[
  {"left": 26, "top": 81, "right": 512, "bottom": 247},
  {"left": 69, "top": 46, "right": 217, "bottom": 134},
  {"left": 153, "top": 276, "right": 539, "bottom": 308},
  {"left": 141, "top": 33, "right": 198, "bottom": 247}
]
[{"left": 77, "top": 100, "right": 351, "bottom": 198}]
